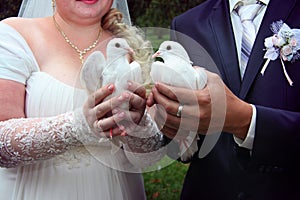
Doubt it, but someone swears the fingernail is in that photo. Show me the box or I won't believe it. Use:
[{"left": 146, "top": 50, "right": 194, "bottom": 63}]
[
  {"left": 117, "top": 112, "right": 125, "bottom": 119},
  {"left": 108, "top": 84, "right": 114, "bottom": 92},
  {"left": 118, "top": 95, "right": 124, "bottom": 101},
  {"left": 112, "top": 108, "right": 119, "bottom": 114},
  {"left": 127, "top": 81, "right": 132, "bottom": 87},
  {"left": 119, "top": 125, "right": 125, "bottom": 131},
  {"left": 123, "top": 92, "right": 130, "bottom": 99}
]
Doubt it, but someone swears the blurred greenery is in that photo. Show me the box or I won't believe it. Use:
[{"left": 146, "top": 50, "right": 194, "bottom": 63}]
[
  {"left": 1, "top": 0, "right": 206, "bottom": 28},
  {"left": 143, "top": 161, "right": 189, "bottom": 200},
  {"left": 128, "top": 0, "right": 205, "bottom": 28},
  {"left": 0, "top": 0, "right": 22, "bottom": 20}
]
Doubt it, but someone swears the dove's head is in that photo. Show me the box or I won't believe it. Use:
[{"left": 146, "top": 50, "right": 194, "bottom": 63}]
[
  {"left": 152, "top": 41, "right": 192, "bottom": 64},
  {"left": 107, "top": 38, "right": 134, "bottom": 61}
]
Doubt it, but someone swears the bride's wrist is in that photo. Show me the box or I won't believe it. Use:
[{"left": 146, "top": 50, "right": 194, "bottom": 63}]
[{"left": 72, "top": 108, "right": 99, "bottom": 144}]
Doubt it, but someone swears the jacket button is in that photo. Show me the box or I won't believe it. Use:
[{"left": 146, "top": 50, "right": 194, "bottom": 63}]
[
  {"left": 259, "top": 165, "right": 265, "bottom": 173},
  {"left": 265, "top": 166, "right": 272, "bottom": 173},
  {"left": 237, "top": 192, "right": 248, "bottom": 200},
  {"left": 273, "top": 166, "right": 283, "bottom": 173}
]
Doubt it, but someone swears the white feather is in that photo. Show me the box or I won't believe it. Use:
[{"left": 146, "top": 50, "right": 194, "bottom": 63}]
[
  {"left": 102, "top": 38, "right": 142, "bottom": 99},
  {"left": 80, "top": 51, "right": 106, "bottom": 94},
  {"left": 151, "top": 40, "right": 207, "bottom": 161}
]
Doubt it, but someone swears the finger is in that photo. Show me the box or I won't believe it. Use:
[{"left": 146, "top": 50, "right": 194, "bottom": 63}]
[
  {"left": 127, "top": 81, "right": 146, "bottom": 99},
  {"left": 95, "top": 112, "right": 126, "bottom": 132},
  {"left": 128, "top": 92, "right": 146, "bottom": 111},
  {"left": 146, "top": 92, "right": 155, "bottom": 107},
  {"left": 113, "top": 108, "right": 143, "bottom": 128},
  {"left": 152, "top": 86, "right": 180, "bottom": 116},
  {"left": 112, "top": 112, "right": 140, "bottom": 137},
  {"left": 92, "top": 93, "right": 129, "bottom": 120},
  {"left": 154, "top": 102, "right": 201, "bottom": 133},
  {"left": 149, "top": 104, "right": 167, "bottom": 131},
  {"left": 107, "top": 93, "right": 131, "bottom": 112},
  {"left": 98, "top": 126, "right": 125, "bottom": 138},
  {"left": 161, "top": 125, "right": 178, "bottom": 139},
  {"left": 111, "top": 91, "right": 146, "bottom": 123},
  {"left": 115, "top": 93, "right": 131, "bottom": 108},
  {"left": 87, "top": 84, "right": 115, "bottom": 107},
  {"left": 93, "top": 100, "right": 113, "bottom": 119},
  {"left": 150, "top": 105, "right": 179, "bottom": 139},
  {"left": 155, "top": 83, "right": 198, "bottom": 105}
]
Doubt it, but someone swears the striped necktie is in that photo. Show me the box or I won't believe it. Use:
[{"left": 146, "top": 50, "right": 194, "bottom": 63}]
[{"left": 236, "top": 3, "right": 263, "bottom": 78}]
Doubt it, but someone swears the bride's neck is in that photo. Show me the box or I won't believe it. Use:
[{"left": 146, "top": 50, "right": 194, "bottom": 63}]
[{"left": 53, "top": 13, "right": 102, "bottom": 40}]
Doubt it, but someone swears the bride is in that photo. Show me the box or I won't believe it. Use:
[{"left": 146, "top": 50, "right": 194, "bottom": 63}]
[{"left": 0, "top": 0, "right": 165, "bottom": 199}]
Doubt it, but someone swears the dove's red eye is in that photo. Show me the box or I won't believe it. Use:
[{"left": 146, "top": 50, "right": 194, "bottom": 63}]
[
  {"left": 166, "top": 45, "right": 172, "bottom": 50},
  {"left": 115, "top": 43, "right": 121, "bottom": 48}
]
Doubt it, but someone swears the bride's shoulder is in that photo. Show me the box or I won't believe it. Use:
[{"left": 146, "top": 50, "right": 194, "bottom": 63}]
[
  {"left": 2, "top": 17, "right": 50, "bottom": 35},
  {"left": 1, "top": 17, "right": 52, "bottom": 43}
]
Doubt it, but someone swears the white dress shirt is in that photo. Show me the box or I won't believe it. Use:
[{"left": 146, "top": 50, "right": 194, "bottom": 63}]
[{"left": 229, "top": 0, "right": 269, "bottom": 149}]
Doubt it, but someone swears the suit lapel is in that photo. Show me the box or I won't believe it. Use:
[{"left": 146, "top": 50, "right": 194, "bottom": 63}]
[
  {"left": 239, "top": 0, "right": 297, "bottom": 99},
  {"left": 209, "top": 0, "right": 241, "bottom": 95}
]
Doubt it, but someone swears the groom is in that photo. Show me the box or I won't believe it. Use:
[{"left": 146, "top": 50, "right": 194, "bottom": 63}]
[{"left": 148, "top": 0, "right": 300, "bottom": 199}]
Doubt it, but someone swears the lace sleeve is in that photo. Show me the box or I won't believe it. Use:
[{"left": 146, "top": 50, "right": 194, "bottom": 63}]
[
  {"left": 0, "top": 110, "right": 96, "bottom": 168},
  {"left": 122, "top": 113, "right": 166, "bottom": 168}
]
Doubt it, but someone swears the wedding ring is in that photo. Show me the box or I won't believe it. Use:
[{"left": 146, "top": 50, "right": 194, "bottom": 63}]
[{"left": 176, "top": 104, "right": 184, "bottom": 118}]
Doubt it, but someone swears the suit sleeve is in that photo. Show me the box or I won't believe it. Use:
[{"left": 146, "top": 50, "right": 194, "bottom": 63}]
[{"left": 251, "top": 105, "right": 300, "bottom": 169}]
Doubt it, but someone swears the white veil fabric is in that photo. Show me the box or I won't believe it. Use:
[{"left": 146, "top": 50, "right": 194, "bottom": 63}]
[{"left": 18, "top": 0, "right": 131, "bottom": 25}]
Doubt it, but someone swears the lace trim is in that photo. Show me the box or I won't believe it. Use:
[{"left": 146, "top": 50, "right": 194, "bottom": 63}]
[
  {"left": 0, "top": 110, "right": 166, "bottom": 169},
  {"left": 123, "top": 113, "right": 166, "bottom": 168},
  {"left": 53, "top": 146, "right": 92, "bottom": 169},
  {"left": 0, "top": 112, "right": 80, "bottom": 168}
]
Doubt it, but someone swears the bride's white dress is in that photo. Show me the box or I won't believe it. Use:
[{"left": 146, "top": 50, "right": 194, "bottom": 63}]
[{"left": 0, "top": 22, "right": 148, "bottom": 200}]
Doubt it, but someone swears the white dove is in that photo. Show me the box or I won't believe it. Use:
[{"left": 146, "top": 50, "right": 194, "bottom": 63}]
[
  {"left": 80, "top": 38, "right": 142, "bottom": 95},
  {"left": 102, "top": 38, "right": 142, "bottom": 99},
  {"left": 150, "top": 40, "right": 207, "bottom": 162},
  {"left": 80, "top": 38, "right": 143, "bottom": 151}
]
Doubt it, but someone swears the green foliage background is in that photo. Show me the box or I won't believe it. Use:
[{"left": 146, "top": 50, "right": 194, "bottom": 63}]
[
  {"left": 1, "top": 0, "right": 205, "bottom": 28},
  {"left": 128, "top": 0, "right": 205, "bottom": 27}
]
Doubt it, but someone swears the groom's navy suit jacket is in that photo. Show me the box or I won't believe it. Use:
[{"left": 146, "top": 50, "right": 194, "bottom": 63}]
[{"left": 171, "top": 0, "right": 300, "bottom": 199}]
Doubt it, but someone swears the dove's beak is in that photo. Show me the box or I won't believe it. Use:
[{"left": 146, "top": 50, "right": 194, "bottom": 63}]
[
  {"left": 126, "top": 48, "right": 134, "bottom": 63},
  {"left": 126, "top": 48, "right": 134, "bottom": 55},
  {"left": 152, "top": 51, "right": 161, "bottom": 59}
]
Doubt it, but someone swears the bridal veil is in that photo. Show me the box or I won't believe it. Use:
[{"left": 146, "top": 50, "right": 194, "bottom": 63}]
[{"left": 18, "top": 0, "right": 132, "bottom": 25}]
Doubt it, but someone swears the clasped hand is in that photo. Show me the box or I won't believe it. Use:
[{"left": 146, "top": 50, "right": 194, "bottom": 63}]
[
  {"left": 147, "top": 68, "right": 253, "bottom": 140},
  {"left": 82, "top": 81, "right": 146, "bottom": 139}
]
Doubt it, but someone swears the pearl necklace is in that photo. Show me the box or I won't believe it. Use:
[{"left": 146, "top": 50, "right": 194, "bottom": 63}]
[{"left": 53, "top": 15, "right": 102, "bottom": 64}]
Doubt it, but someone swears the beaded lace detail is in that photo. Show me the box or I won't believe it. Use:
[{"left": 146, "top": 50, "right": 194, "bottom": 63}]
[
  {"left": 123, "top": 113, "right": 166, "bottom": 168},
  {"left": 0, "top": 110, "right": 166, "bottom": 169},
  {"left": 0, "top": 112, "right": 80, "bottom": 168}
]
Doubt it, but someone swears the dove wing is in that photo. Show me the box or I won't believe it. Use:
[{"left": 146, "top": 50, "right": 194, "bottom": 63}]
[
  {"left": 195, "top": 67, "right": 208, "bottom": 90},
  {"left": 129, "top": 61, "right": 143, "bottom": 83},
  {"left": 80, "top": 51, "right": 106, "bottom": 94},
  {"left": 150, "top": 61, "right": 177, "bottom": 85},
  {"left": 150, "top": 41, "right": 209, "bottom": 162}
]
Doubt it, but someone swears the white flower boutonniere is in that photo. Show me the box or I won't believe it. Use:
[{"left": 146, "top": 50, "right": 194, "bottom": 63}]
[{"left": 261, "top": 20, "right": 300, "bottom": 86}]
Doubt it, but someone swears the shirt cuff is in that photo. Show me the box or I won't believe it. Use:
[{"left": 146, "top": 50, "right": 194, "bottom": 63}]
[{"left": 234, "top": 104, "right": 256, "bottom": 150}]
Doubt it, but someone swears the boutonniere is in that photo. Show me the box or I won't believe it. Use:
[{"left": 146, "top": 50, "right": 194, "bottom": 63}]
[{"left": 261, "top": 20, "right": 300, "bottom": 86}]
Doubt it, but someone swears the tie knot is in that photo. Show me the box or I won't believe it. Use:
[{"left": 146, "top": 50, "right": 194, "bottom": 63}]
[{"left": 236, "top": 3, "right": 262, "bottom": 22}]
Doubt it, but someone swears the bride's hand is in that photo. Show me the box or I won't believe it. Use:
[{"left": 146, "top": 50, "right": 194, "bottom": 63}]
[
  {"left": 82, "top": 84, "right": 127, "bottom": 138},
  {"left": 112, "top": 81, "right": 147, "bottom": 133}
]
